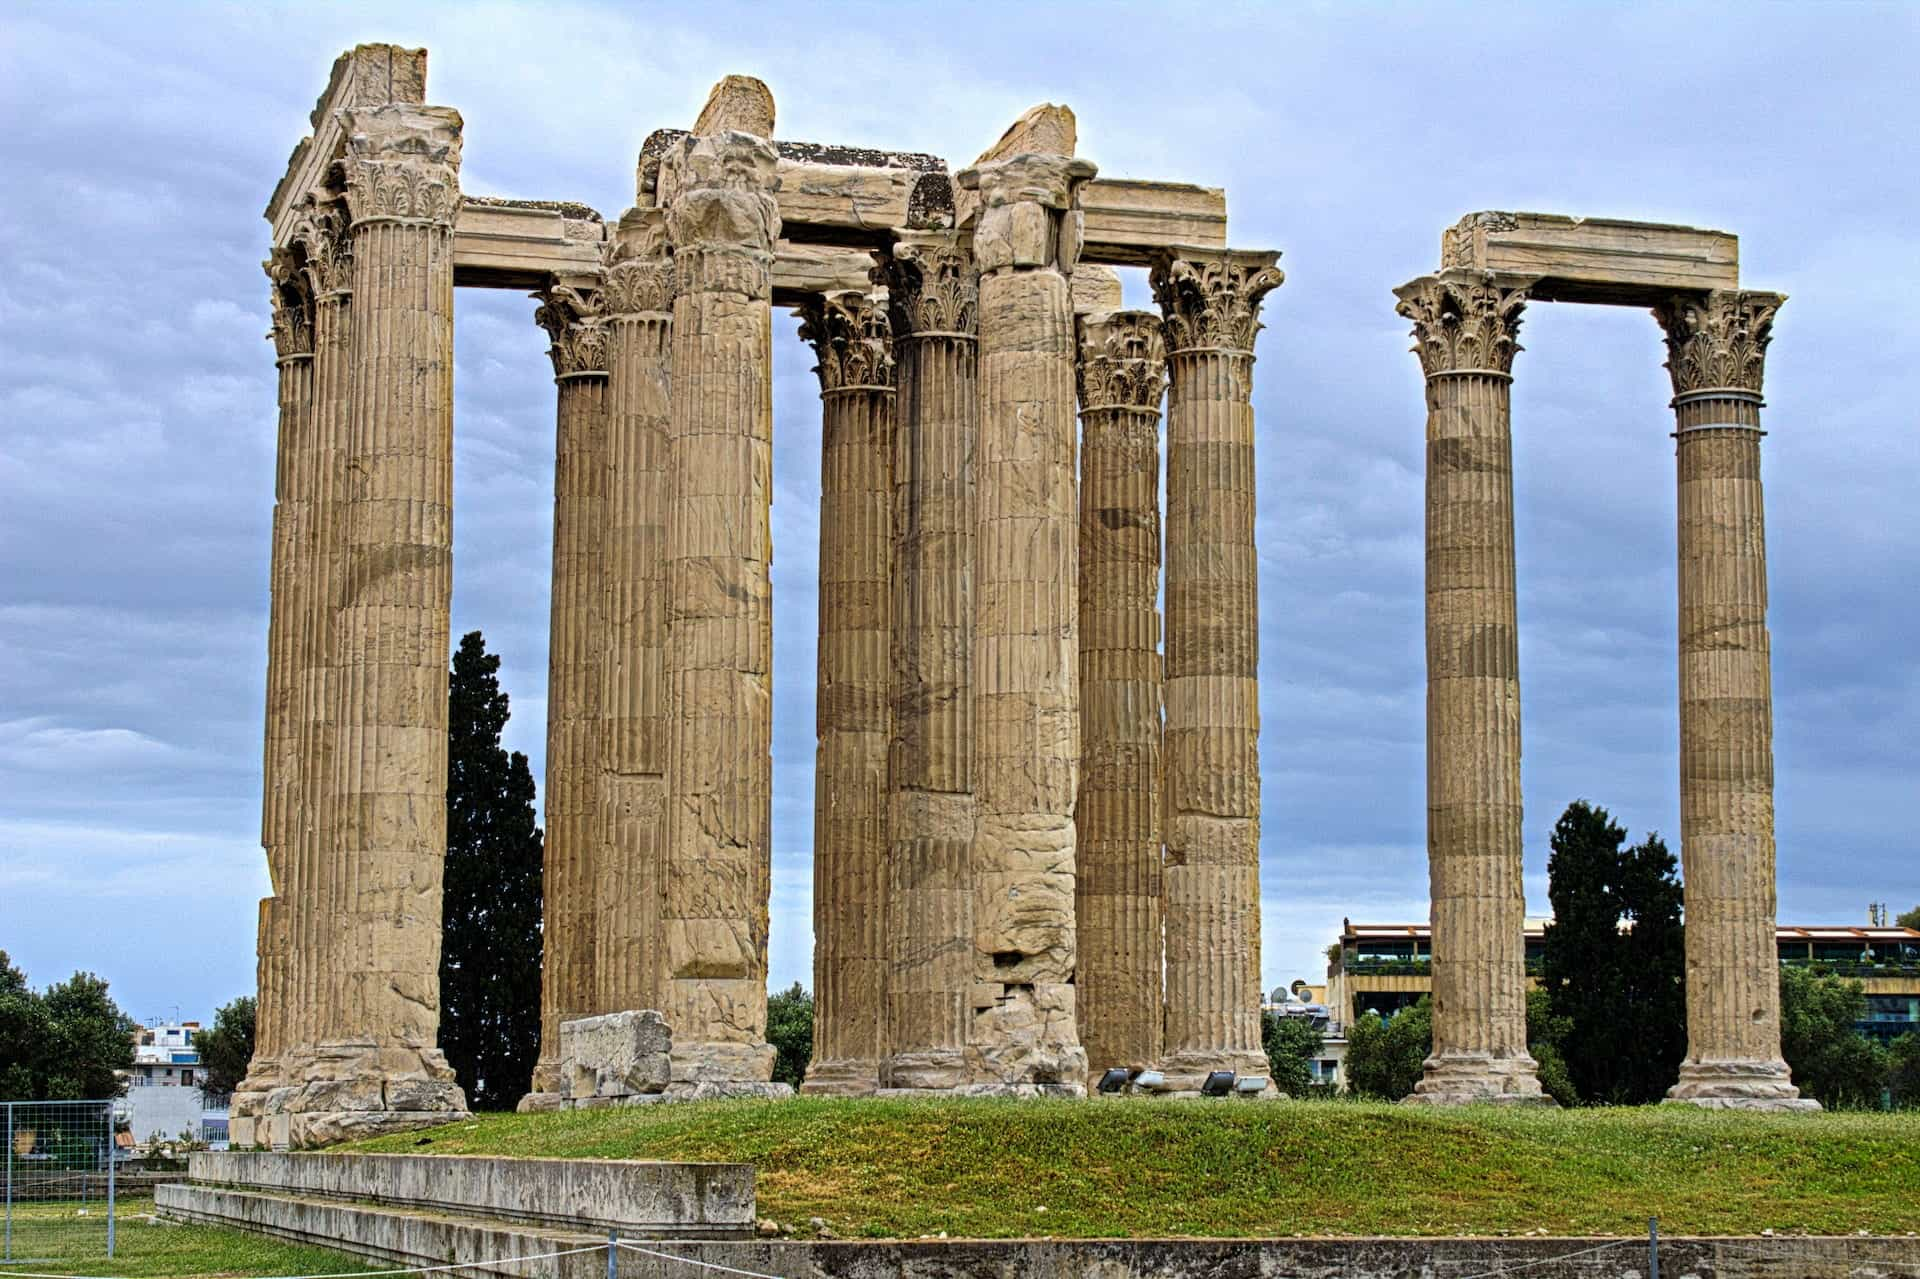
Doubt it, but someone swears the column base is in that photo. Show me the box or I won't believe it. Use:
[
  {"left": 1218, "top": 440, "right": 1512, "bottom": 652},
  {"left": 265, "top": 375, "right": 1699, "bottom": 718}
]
[
  {"left": 1404, "top": 1051, "right": 1556, "bottom": 1106},
  {"left": 965, "top": 982, "right": 1088, "bottom": 1090},
  {"left": 1666, "top": 1058, "right": 1822, "bottom": 1111},
  {"left": 798, "top": 1058, "right": 880, "bottom": 1096},
  {"left": 257, "top": 1040, "right": 470, "bottom": 1146},
  {"left": 883, "top": 1049, "right": 971, "bottom": 1091},
  {"left": 1154, "top": 1049, "right": 1279, "bottom": 1097}
]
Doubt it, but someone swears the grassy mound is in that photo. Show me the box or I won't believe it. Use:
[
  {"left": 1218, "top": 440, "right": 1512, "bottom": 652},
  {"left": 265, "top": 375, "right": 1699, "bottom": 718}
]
[{"left": 347, "top": 1098, "right": 1920, "bottom": 1239}]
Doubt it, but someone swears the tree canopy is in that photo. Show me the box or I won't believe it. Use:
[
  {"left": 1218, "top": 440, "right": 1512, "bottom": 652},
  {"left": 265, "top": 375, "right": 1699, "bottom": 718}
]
[
  {"left": 1261, "top": 1012, "right": 1325, "bottom": 1095},
  {"left": 438, "top": 630, "right": 545, "bottom": 1111},
  {"left": 767, "top": 982, "right": 813, "bottom": 1088},
  {"left": 194, "top": 995, "right": 256, "bottom": 1102},
  {"left": 0, "top": 952, "right": 135, "bottom": 1100},
  {"left": 1779, "top": 966, "right": 1891, "bottom": 1110}
]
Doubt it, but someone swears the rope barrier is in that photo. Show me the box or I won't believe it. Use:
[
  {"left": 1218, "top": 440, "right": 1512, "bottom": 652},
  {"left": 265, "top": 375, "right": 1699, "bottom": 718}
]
[
  {"left": 614, "top": 1241, "right": 784, "bottom": 1279},
  {"left": 1445, "top": 1238, "right": 1635, "bottom": 1279}
]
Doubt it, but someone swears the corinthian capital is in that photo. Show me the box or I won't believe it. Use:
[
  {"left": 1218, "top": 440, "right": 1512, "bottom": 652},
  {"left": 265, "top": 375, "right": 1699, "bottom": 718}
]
[
  {"left": 603, "top": 207, "right": 674, "bottom": 316},
  {"left": 287, "top": 194, "right": 353, "bottom": 297},
  {"left": 340, "top": 105, "right": 464, "bottom": 228},
  {"left": 1076, "top": 310, "right": 1166, "bottom": 411},
  {"left": 533, "top": 276, "right": 609, "bottom": 379},
  {"left": 266, "top": 250, "right": 314, "bottom": 360},
  {"left": 1393, "top": 270, "right": 1531, "bottom": 378},
  {"left": 885, "top": 232, "right": 977, "bottom": 338},
  {"left": 797, "top": 290, "right": 893, "bottom": 394},
  {"left": 957, "top": 153, "right": 1097, "bottom": 273},
  {"left": 1151, "top": 248, "right": 1284, "bottom": 354},
  {"left": 1653, "top": 289, "right": 1784, "bottom": 398}
]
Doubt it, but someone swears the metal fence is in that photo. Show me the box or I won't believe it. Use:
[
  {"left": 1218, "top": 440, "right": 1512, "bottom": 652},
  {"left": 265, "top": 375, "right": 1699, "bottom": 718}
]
[{"left": 2, "top": 1099, "right": 118, "bottom": 1264}]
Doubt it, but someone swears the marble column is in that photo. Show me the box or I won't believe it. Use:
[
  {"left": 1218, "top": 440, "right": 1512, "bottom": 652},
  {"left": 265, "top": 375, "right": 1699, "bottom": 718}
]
[
  {"left": 957, "top": 153, "right": 1096, "bottom": 1092},
  {"left": 293, "top": 104, "right": 470, "bottom": 1141},
  {"left": 597, "top": 208, "right": 675, "bottom": 1021},
  {"left": 248, "top": 254, "right": 316, "bottom": 1094},
  {"left": 1150, "top": 249, "right": 1283, "bottom": 1092},
  {"left": 526, "top": 273, "right": 611, "bottom": 1102},
  {"left": 1073, "top": 310, "right": 1167, "bottom": 1080},
  {"left": 1654, "top": 290, "right": 1817, "bottom": 1111},
  {"left": 659, "top": 128, "right": 783, "bottom": 1088},
  {"left": 235, "top": 195, "right": 357, "bottom": 1147},
  {"left": 797, "top": 288, "right": 895, "bottom": 1095},
  {"left": 880, "top": 232, "right": 980, "bottom": 1091},
  {"left": 1393, "top": 269, "right": 1548, "bottom": 1106}
]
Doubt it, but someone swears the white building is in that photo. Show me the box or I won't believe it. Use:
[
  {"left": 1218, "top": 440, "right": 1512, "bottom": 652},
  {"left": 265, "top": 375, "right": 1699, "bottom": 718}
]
[{"left": 121, "top": 1021, "right": 226, "bottom": 1145}]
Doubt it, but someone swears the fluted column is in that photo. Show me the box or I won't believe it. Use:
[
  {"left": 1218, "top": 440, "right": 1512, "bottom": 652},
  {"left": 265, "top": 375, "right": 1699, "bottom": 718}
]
[
  {"left": 525, "top": 274, "right": 611, "bottom": 1101},
  {"left": 292, "top": 104, "right": 469, "bottom": 1138},
  {"left": 659, "top": 129, "right": 782, "bottom": 1087},
  {"left": 597, "top": 208, "right": 675, "bottom": 1023},
  {"left": 1073, "top": 310, "right": 1167, "bottom": 1081},
  {"left": 1654, "top": 291, "right": 1816, "bottom": 1111},
  {"left": 245, "top": 255, "right": 315, "bottom": 1102},
  {"left": 797, "top": 289, "right": 894, "bottom": 1095},
  {"left": 1149, "top": 250, "right": 1283, "bottom": 1092},
  {"left": 880, "top": 233, "right": 980, "bottom": 1091},
  {"left": 1394, "top": 270, "right": 1548, "bottom": 1106},
  {"left": 956, "top": 153, "right": 1096, "bottom": 1092}
]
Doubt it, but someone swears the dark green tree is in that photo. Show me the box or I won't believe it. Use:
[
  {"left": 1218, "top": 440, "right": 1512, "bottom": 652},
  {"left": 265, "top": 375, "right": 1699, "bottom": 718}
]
[
  {"left": 38, "top": 971, "right": 136, "bottom": 1099},
  {"left": 439, "top": 631, "right": 545, "bottom": 1111},
  {"left": 194, "top": 996, "right": 256, "bottom": 1102},
  {"left": 1897, "top": 905, "right": 1920, "bottom": 931},
  {"left": 0, "top": 950, "right": 52, "bottom": 1098},
  {"left": 1525, "top": 987, "right": 1580, "bottom": 1108},
  {"left": 1779, "top": 966, "right": 1891, "bottom": 1110},
  {"left": 1261, "top": 1012, "right": 1325, "bottom": 1096},
  {"left": 1887, "top": 1034, "right": 1920, "bottom": 1109},
  {"left": 1344, "top": 998, "right": 1431, "bottom": 1100},
  {"left": 1538, "top": 800, "right": 1687, "bottom": 1104},
  {"left": 767, "top": 983, "right": 813, "bottom": 1088}
]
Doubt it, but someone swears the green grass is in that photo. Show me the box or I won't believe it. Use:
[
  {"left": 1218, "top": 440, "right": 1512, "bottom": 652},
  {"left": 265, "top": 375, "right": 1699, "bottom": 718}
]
[
  {"left": 345, "top": 1098, "right": 1920, "bottom": 1239},
  {"left": 1, "top": 1196, "right": 381, "bottom": 1278}
]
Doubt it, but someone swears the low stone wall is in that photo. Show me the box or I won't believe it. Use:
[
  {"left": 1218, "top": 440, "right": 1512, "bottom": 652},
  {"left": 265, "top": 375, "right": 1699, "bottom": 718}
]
[{"left": 182, "top": 1151, "right": 753, "bottom": 1237}]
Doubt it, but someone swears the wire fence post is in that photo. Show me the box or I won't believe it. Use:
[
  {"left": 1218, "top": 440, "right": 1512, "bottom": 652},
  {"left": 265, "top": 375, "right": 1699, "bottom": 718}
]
[
  {"left": 4, "top": 1101, "right": 13, "bottom": 1263},
  {"left": 606, "top": 1229, "right": 618, "bottom": 1279},
  {"left": 1648, "top": 1216, "right": 1660, "bottom": 1279},
  {"left": 103, "top": 1104, "right": 115, "bottom": 1261}
]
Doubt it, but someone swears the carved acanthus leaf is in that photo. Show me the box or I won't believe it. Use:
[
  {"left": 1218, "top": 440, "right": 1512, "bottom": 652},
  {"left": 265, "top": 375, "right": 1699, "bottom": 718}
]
[
  {"left": 797, "top": 290, "right": 893, "bottom": 393},
  {"left": 340, "top": 105, "right": 463, "bottom": 228},
  {"left": 533, "top": 278, "right": 609, "bottom": 378},
  {"left": 1151, "top": 250, "right": 1285, "bottom": 353},
  {"left": 1076, "top": 311, "right": 1166, "bottom": 411},
  {"left": 1653, "top": 290, "right": 1783, "bottom": 397},
  {"left": 603, "top": 208, "right": 674, "bottom": 315},
  {"left": 287, "top": 196, "right": 353, "bottom": 296},
  {"left": 266, "top": 250, "right": 314, "bottom": 359},
  {"left": 1393, "top": 271, "right": 1531, "bottom": 377},
  {"left": 886, "top": 238, "right": 977, "bottom": 337}
]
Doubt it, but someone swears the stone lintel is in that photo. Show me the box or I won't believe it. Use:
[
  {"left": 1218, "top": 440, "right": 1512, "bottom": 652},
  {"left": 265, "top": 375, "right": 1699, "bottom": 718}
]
[
  {"left": 1442, "top": 210, "right": 1740, "bottom": 306},
  {"left": 455, "top": 198, "right": 606, "bottom": 289},
  {"left": 1080, "top": 181, "right": 1228, "bottom": 266},
  {"left": 267, "top": 44, "right": 427, "bottom": 243}
]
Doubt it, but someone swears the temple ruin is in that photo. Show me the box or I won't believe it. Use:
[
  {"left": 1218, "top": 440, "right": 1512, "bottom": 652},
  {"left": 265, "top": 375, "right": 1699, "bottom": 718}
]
[
  {"left": 233, "top": 44, "right": 1281, "bottom": 1143},
  {"left": 1396, "top": 214, "right": 1815, "bottom": 1110},
  {"left": 233, "top": 45, "right": 1813, "bottom": 1144}
]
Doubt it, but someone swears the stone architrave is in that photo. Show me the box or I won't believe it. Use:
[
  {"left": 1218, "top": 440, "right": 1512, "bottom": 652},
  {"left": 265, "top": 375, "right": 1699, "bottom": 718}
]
[
  {"left": 880, "top": 231, "right": 980, "bottom": 1092},
  {"left": 797, "top": 289, "right": 894, "bottom": 1095},
  {"left": 1073, "top": 310, "right": 1167, "bottom": 1081},
  {"left": 1654, "top": 291, "right": 1818, "bottom": 1112},
  {"left": 288, "top": 104, "right": 471, "bottom": 1142},
  {"left": 597, "top": 207, "right": 675, "bottom": 1024},
  {"left": 525, "top": 273, "right": 612, "bottom": 1103},
  {"left": 956, "top": 152, "right": 1097, "bottom": 1092},
  {"left": 1393, "top": 270, "right": 1550, "bottom": 1106},
  {"left": 1150, "top": 249, "right": 1283, "bottom": 1093},
  {"left": 659, "top": 127, "right": 785, "bottom": 1089}
]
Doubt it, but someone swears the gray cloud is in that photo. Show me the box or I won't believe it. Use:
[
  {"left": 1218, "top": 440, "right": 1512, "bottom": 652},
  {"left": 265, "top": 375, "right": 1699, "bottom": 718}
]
[{"left": 1, "top": 1, "right": 1914, "bottom": 1028}]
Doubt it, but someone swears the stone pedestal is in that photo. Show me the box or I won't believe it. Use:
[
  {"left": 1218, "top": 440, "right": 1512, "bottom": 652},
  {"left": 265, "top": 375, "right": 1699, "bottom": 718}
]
[
  {"left": 1654, "top": 290, "right": 1817, "bottom": 1113},
  {"left": 659, "top": 128, "right": 783, "bottom": 1087},
  {"left": 1151, "top": 250, "right": 1284, "bottom": 1094},
  {"left": 598, "top": 208, "right": 675, "bottom": 1025},
  {"left": 1394, "top": 271, "right": 1549, "bottom": 1107},
  {"left": 527, "top": 275, "right": 612, "bottom": 1103},
  {"left": 957, "top": 154, "right": 1097, "bottom": 1092},
  {"left": 798, "top": 290, "right": 894, "bottom": 1096},
  {"left": 881, "top": 233, "right": 980, "bottom": 1092},
  {"left": 1073, "top": 310, "right": 1167, "bottom": 1082},
  {"left": 274, "top": 104, "right": 471, "bottom": 1138}
]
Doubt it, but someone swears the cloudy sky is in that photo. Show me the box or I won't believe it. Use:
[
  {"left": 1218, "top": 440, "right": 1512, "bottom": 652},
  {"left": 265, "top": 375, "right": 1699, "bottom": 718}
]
[{"left": 2, "top": 1, "right": 1915, "bottom": 1030}]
